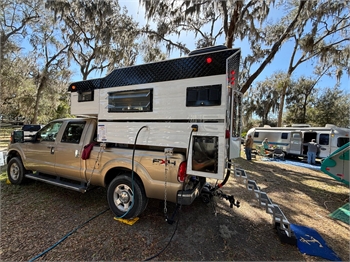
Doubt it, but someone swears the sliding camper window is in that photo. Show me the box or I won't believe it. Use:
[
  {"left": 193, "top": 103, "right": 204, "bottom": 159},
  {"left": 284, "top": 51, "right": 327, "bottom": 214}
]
[
  {"left": 319, "top": 134, "right": 329, "bottom": 145},
  {"left": 186, "top": 85, "right": 221, "bottom": 107},
  {"left": 254, "top": 132, "right": 259, "bottom": 137},
  {"left": 108, "top": 89, "right": 153, "bottom": 112}
]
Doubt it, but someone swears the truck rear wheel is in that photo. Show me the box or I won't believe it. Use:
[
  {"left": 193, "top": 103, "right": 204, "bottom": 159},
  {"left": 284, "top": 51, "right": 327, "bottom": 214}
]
[
  {"left": 107, "top": 174, "right": 148, "bottom": 219},
  {"left": 7, "top": 157, "right": 27, "bottom": 185}
]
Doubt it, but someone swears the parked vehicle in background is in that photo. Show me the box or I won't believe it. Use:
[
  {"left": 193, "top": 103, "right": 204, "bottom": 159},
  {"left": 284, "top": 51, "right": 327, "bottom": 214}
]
[
  {"left": 246, "top": 124, "right": 350, "bottom": 159},
  {"left": 21, "top": 124, "right": 42, "bottom": 140}
]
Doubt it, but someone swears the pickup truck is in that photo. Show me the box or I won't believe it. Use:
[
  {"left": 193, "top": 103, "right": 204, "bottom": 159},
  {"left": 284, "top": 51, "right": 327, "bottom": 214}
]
[{"left": 7, "top": 117, "right": 206, "bottom": 219}]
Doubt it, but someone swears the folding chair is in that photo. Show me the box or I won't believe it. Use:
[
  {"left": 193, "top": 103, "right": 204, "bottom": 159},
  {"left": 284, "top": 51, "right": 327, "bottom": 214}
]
[
  {"left": 257, "top": 145, "right": 272, "bottom": 161},
  {"left": 273, "top": 148, "right": 285, "bottom": 161}
]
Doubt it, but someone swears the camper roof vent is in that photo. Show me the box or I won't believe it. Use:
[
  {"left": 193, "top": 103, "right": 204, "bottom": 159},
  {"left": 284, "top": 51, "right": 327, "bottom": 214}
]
[
  {"left": 291, "top": 124, "right": 311, "bottom": 127},
  {"left": 263, "top": 125, "right": 271, "bottom": 128}
]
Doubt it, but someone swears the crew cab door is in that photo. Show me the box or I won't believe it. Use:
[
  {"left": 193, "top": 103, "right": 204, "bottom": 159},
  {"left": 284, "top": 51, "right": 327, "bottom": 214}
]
[
  {"left": 54, "top": 120, "right": 87, "bottom": 180},
  {"left": 24, "top": 121, "right": 64, "bottom": 175}
]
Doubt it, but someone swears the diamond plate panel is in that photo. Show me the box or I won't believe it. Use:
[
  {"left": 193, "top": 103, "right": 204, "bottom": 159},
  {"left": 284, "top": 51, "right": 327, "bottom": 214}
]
[{"left": 68, "top": 48, "right": 241, "bottom": 92}]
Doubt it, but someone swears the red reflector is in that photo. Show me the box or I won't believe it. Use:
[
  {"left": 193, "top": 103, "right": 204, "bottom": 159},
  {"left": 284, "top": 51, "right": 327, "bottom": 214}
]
[
  {"left": 177, "top": 161, "right": 187, "bottom": 182},
  {"left": 206, "top": 57, "right": 212, "bottom": 64},
  {"left": 226, "top": 130, "right": 230, "bottom": 139},
  {"left": 326, "top": 168, "right": 330, "bottom": 171}
]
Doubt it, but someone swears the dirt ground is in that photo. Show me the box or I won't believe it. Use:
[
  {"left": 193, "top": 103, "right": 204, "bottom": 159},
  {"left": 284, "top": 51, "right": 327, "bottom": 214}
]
[{"left": 0, "top": 155, "right": 349, "bottom": 261}]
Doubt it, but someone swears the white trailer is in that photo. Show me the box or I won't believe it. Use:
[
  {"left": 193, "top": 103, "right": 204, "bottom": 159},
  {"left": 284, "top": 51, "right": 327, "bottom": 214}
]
[
  {"left": 69, "top": 45, "right": 243, "bottom": 180},
  {"left": 246, "top": 124, "right": 350, "bottom": 158}
]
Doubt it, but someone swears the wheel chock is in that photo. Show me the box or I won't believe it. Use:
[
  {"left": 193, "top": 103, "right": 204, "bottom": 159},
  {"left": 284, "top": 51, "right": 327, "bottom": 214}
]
[{"left": 114, "top": 217, "right": 139, "bottom": 225}]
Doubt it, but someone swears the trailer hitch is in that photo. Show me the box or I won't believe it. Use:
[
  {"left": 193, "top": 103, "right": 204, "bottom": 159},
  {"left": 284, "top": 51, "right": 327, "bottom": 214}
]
[{"left": 200, "top": 183, "right": 240, "bottom": 209}]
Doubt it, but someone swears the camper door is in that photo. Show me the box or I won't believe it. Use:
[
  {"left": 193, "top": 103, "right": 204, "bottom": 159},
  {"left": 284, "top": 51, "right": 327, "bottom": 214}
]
[{"left": 290, "top": 131, "right": 302, "bottom": 155}]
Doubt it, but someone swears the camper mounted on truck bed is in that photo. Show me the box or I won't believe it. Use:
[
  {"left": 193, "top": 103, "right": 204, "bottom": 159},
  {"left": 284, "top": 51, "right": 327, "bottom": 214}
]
[
  {"left": 7, "top": 45, "right": 243, "bottom": 219},
  {"left": 246, "top": 124, "right": 350, "bottom": 159}
]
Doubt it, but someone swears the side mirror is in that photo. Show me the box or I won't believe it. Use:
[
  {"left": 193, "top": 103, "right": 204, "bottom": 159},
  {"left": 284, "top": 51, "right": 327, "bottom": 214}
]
[{"left": 11, "top": 130, "right": 24, "bottom": 143}]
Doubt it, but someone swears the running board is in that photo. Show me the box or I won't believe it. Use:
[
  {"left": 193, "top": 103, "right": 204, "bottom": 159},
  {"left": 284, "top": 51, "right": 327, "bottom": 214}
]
[
  {"left": 25, "top": 173, "right": 88, "bottom": 193},
  {"left": 228, "top": 161, "right": 295, "bottom": 243}
]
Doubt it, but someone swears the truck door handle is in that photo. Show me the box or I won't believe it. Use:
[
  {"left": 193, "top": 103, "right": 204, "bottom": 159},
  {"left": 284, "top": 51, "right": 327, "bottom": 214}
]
[{"left": 47, "top": 146, "right": 55, "bottom": 154}]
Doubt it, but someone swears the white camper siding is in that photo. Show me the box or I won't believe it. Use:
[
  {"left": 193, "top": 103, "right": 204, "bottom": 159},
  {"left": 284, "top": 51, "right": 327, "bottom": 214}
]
[
  {"left": 70, "top": 90, "right": 100, "bottom": 116},
  {"left": 98, "top": 75, "right": 227, "bottom": 120}
]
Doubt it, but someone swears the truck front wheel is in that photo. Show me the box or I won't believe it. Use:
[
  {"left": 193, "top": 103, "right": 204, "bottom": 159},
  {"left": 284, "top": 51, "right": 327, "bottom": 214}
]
[
  {"left": 7, "top": 157, "right": 27, "bottom": 185},
  {"left": 107, "top": 174, "right": 148, "bottom": 219}
]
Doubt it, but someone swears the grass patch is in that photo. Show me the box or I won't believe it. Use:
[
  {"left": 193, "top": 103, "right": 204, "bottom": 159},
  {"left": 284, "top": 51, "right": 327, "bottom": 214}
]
[{"left": 0, "top": 170, "right": 8, "bottom": 181}]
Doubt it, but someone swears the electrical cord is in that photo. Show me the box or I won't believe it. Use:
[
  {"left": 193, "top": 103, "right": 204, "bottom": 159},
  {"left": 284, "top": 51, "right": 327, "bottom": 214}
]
[
  {"left": 143, "top": 128, "right": 194, "bottom": 261},
  {"left": 29, "top": 207, "right": 109, "bottom": 262},
  {"left": 115, "top": 125, "right": 148, "bottom": 219}
]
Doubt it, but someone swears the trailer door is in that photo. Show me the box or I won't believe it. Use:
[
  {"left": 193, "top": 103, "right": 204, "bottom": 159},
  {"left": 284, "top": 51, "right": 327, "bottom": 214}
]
[{"left": 289, "top": 132, "right": 302, "bottom": 155}]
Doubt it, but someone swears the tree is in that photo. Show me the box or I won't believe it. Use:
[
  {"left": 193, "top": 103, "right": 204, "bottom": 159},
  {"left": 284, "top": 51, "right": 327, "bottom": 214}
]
[
  {"left": 140, "top": 1, "right": 349, "bottom": 127},
  {"left": 0, "top": 0, "right": 41, "bottom": 119},
  {"left": 310, "top": 87, "right": 350, "bottom": 127},
  {"left": 46, "top": 0, "right": 140, "bottom": 80},
  {"left": 273, "top": 1, "right": 349, "bottom": 126},
  {"left": 244, "top": 71, "right": 288, "bottom": 126},
  {"left": 27, "top": 10, "right": 71, "bottom": 123},
  {"left": 284, "top": 75, "right": 323, "bottom": 125}
]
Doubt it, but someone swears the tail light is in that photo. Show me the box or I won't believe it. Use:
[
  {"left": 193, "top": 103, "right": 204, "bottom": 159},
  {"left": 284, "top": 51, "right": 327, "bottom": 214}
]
[
  {"left": 177, "top": 161, "right": 187, "bottom": 182},
  {"left": 225, "top": 130, "right": 230, "bottom": 139}
]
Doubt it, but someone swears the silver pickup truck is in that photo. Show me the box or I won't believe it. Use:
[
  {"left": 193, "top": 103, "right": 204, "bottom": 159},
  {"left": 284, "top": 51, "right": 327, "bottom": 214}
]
[{"left": 7, "top": 117, "right": 206, "bottom": 219}]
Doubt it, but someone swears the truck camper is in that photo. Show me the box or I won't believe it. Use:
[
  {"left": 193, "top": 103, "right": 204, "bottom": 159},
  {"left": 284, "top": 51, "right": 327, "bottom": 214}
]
[
  {"left": 7, "top": 45, "right": 296, "bottom": 240},
  {"left": 246, "top": 124, "right": 350, "bottom": 159}
]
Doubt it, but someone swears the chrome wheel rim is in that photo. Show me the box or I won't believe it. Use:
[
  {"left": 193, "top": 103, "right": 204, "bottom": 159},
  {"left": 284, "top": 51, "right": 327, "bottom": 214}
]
[
  {"left": 114, "top": 184, "right": 133, "bottom": 212},
  {"left": 10, "top": 163, "right": 20, "bottom": 181}
]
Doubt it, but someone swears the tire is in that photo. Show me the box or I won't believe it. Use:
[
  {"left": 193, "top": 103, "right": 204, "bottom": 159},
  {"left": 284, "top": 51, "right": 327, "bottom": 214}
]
[
  {"left": 107, "top": 174, "right": 148, "bottom": 219},
  {"left": 7, "top": 157, "right": 27, "bottom": 185}
]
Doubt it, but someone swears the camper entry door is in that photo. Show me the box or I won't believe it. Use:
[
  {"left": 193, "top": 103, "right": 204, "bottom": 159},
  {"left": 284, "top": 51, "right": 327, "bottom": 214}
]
[{"left": 290, "top": 131, "right": 303, "bottom": 155}]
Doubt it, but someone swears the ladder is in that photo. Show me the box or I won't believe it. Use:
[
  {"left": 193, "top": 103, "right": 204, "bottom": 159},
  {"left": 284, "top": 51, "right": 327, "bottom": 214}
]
[{"left": 230, "top": 163, "right": 293, "bottom": 240}]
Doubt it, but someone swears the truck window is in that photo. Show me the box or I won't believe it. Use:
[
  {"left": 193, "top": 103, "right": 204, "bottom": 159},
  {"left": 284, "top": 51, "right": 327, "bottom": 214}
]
[
  {"left": 319, "top": 134, "right": 329, "bottom": 145},
  {"left": 61, "top": 122, "right": 86, "bottom": 144},
  {"left": 281, "top": 133, "right": 288, "bottom": 139},
  {"left": 108, "top": 89, "right": 152, "bottom": 112},
  {"left": 39, "top": 122, "right": 63, "bottom": 142}
]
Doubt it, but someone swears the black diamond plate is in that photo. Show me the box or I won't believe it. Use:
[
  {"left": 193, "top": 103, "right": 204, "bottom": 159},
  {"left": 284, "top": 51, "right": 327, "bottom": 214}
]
[{"left": 68, "top": 47, "right": 240, "bottom": 92}]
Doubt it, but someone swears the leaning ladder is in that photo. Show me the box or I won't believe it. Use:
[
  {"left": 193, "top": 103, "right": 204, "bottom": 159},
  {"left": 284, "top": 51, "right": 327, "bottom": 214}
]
[{"left": 229, "top": 163, "right": 292, "bottom": 238}]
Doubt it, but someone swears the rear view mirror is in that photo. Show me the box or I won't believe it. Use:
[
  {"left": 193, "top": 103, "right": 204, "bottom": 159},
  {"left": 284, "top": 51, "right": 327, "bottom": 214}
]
[{"left": 11, "top": 130, "right": 24, "bottom": 143}]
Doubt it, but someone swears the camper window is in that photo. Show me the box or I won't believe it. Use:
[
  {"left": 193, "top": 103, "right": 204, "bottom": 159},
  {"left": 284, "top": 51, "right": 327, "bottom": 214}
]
[
  {"left": 281, "top": 133, "right": 288, "bottom": 139},
  {"left": 186, "top": 85, "right": 221, "bottom": 107},
  {"left": 108, "top": 89, "right": 153, "bottom": 112},
  {"left": 78, "top": 90, "right": 94, "bottom": 102},
  {"left": 319, "top": 134, "right": 329, "bottom": 145},
  {"left": 254, "top": 132, "right": 259, "bottom": 137}
]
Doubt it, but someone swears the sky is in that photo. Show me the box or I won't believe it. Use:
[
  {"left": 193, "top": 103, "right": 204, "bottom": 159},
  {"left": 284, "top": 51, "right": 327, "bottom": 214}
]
[{"left": 81, "top": 0, "right": 349, "bottom": 94}]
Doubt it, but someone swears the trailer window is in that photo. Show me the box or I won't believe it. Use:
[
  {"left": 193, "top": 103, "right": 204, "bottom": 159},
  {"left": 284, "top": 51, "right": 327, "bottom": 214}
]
[
  {"left": 108, "top": 89, "right": 153, "bottom": 112},
  {"left": 186, "top": 85, "right": 221, "bottom": 107},
  {"left": 319, "top": 134, "right": 329, "bottom": 145},
  {"left": 281, "top": 133, "right": 288, "bottom": 139},
  {"left": 254, "top": 132, "right": 259, "bottom": 138},
  {"left": 337, "top": 137, "right": 349, "bottom": 147}
]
